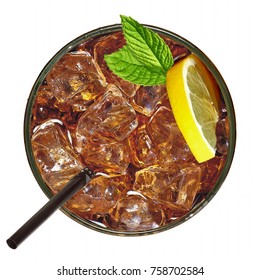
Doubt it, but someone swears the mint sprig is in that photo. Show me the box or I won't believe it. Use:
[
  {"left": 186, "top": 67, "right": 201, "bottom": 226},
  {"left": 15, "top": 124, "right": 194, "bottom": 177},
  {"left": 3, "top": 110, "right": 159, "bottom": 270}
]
[
  {"left": 104, "top": 15, "right": 174, "bottom": 86},
  {"left": 104, "top": 45, "right": 167, "bottom": 85}
]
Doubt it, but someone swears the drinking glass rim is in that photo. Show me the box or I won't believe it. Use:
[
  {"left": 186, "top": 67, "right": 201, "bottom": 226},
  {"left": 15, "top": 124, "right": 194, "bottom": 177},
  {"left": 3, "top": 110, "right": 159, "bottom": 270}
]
[{"left": 24, "top": 23, "right": 236, "bottom": 236}]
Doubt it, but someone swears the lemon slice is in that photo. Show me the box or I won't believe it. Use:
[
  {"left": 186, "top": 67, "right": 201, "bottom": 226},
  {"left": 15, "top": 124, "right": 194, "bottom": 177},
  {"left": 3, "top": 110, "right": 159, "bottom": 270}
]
[{"left": 166, "top": 54, "right": 219, "bottom": 163}]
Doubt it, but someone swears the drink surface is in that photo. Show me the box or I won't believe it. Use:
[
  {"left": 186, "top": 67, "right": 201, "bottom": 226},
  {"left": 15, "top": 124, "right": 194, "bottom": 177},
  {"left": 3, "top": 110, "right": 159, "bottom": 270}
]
[{"left": 30, "top": 31, "right": 229, "bottom": 232}]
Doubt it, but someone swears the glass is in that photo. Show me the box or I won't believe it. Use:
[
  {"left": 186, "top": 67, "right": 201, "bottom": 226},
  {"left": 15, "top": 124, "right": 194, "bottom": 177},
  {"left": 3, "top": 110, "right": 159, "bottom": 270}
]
[{"left": 24, "top": 24, "right": 236, "bottom": 236}]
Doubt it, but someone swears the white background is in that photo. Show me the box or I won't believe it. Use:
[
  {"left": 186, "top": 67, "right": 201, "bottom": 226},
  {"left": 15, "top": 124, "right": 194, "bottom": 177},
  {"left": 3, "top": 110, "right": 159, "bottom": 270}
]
[{"left": 0, "top": 0, "right": 258, "bottom": 279}]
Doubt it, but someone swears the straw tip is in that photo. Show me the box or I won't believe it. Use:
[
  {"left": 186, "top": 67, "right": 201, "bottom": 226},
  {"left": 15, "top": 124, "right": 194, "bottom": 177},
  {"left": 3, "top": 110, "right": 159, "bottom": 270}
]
[{"left": 6, "top": 239, "right": 18, "bottom": 249}]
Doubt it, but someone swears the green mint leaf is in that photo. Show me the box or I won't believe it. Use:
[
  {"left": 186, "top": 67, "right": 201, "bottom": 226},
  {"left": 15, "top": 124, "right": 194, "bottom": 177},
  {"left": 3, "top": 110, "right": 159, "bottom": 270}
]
[
  {"left": 120, "top": 15, "right": 174, "bottom": 73},
  {"left": 104, "top": 15, "right": 174, "bottom": 86},
  {"left": 104, "top": 45, "right": 166, "bottom": 85}
]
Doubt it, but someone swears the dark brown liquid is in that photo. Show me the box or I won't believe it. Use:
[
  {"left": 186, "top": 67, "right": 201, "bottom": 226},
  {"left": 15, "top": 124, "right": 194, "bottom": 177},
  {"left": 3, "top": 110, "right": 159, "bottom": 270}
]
[{"left": 30, "top": 31, "right": 229, "bottom": 231}]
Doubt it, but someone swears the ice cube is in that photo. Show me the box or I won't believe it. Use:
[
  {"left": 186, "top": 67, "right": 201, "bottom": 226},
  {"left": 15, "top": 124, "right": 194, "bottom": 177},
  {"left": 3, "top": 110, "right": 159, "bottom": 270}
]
[
  {"left": 133, "top": 164, "right": 202, "bottom": 211},
  {"left": 130, "top": 85, "right": 167, "bottom": 117},
  {"left": 200, "top": 155, "right": 226, "bottom": 193},
  {"left": 31, "top": 85, "right": 61, "bottom": 129},
  {"left": 45, "top": 51, "right": 107, "bottom": 111},
  {"left": 147, "top": 106, "right": 175, "bottom": 145},
  {"left": 31, "top": 120, "right": 84, "bottom": 192},
  {"left": 147, "top": 106, "right": 194, "bottom": 166},
  {"left": 94, "top": 32, "right": 139, "bottom": 97},
  {"left": 75, "top": 84, "right": 138, "bottom": 141},
  {"left": 216, "top": 117, "right": 229, "bottom": 155},
  {"left": 65, "top": 174, "right": 131, "bottom": 216},
  {"left": 76, "top": 131, "right": 131, "bottom": 174},
  {"left": 128, "top": 124, "right": 158, "bottom": 168},
  {"left": 106, "top": 193, "right": 165, "bottom": 231},
  {"left": 163, "top": 37, "right": 191, "bottom": 62}
]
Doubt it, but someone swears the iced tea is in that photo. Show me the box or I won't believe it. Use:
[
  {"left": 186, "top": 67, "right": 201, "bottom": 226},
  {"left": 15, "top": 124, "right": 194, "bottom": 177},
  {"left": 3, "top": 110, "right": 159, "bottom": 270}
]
[{"left": 28, "top": 28, "right": 231, "bottom": 233}]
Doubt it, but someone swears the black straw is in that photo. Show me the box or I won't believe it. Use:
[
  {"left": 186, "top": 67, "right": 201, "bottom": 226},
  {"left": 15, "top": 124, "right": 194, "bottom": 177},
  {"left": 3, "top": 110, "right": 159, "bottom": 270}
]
[{"left": 7, "top": 167, "right": 95, "bottom": 249}]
